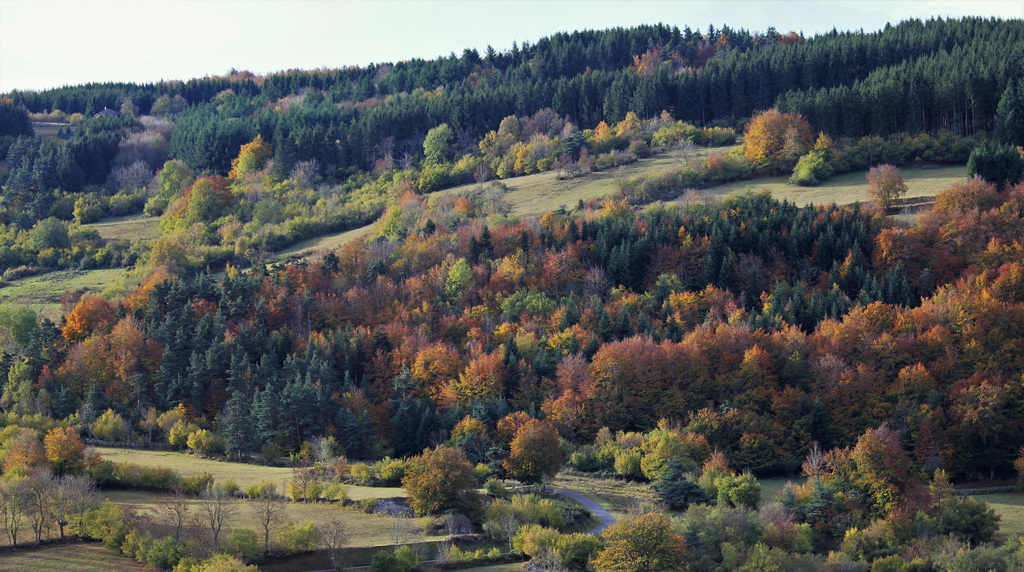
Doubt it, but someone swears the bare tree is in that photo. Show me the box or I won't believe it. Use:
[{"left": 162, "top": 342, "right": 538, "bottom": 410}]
[
  {"left": 391, "top": 518, "right": 423, "bottom": 550},
  {"left": 677, "top": 138, "right": 696, "bottom": 166},
  {"left": 442, "top": 513, "right": 470, "bottom": 540},
  {"left": 497, "top": 513, "right": 520, "bottom": 551},
  {"left": 474, "top": 163, "right": 491, "bottom": 186},
  {"left": 198, "top": 483, "right": 237, "bottom": 546},
  {"left": 319, "top": 518, "right": 348, "bottom": 571},
  {"left": 140, "top": 406, "right": 159, "bottom": 447},
  {"left": 249, "top": 482, "right": 284, "bottom": 555},
  {"left": 49, "top": 475, "right": 83, "bottom": 539},
  {"left": 65, "top": 475, "right": 100, "bottom": 537},
  {"left": 801, "top": 442, "right": 827, "bottom": 477},
  {"left": 157, "top": 489, "right": 192, "bottom": 542},
  {"left": 0, "top": 477, "right": 27, "bottom": 545},
  {"left": 311, "top": 436, "right": 336, "bottom": 467},
  {"left": 25, "top": 468, "right": 55, "bottom": 543}
]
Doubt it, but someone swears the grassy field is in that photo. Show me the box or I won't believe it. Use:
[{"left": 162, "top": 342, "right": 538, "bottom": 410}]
[
  {"left": 31, "top": 122, "right": 68, "bottom": 139},
  {"left": 104, "top": 490, "right": 433, "bottom": 548},
  {"left": 0, "top": 542, "right": 154, "bottom": 572},
  {"left": 275, "top": 224, "right": 376, "bottom": 259},
  {"left": 94, "top": 447, "right": 404, "bottom": 499},
  {"left": 442, "top": 147, "right": 725, "bottom": 217},
  {"left": 759, "top": 477, "right": 795, "bottom": 504},
  {"left": 0, "top": 268, "right": 125, "bottom": 319},
  {"left": 674, "top": 165, "right": 967, "bottom": 208},
  {"left": 975, "top": 492, "right": 1024, "bottom": 541},
  {"left": 86, "top": 214, "right": 162, "bottom": 241}
]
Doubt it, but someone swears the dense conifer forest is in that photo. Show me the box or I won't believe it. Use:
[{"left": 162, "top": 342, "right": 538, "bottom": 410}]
[{"left": 1, "top": 15, "right": 1024, "bottom": 571}]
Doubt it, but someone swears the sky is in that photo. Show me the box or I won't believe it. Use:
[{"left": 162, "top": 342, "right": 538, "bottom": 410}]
[{"left": 1, "top": 0, "right": 1021, "bottom": 94}]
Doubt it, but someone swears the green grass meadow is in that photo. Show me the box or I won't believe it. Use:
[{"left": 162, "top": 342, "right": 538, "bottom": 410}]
[
  {"left": 86, "top": 214, "right": 162, "bottom": 242},
  {"left": 274, "top": 223, "right": 376, "bottom": 260},
  {"left": 103, "top": 490, "right": 431, "bottom": 549},
  {"left": 0, "top": 268, "right": 126, "bottom": 319},
  {"left": 976, "top": 492, "right": 1024, "bottom": 541},
  {"left": 442, "top": 147, "right": 725, "bottom": 217},
  {"left": 678, "top": 165, "right": 967, "bottom": 208},
  {"left": 94, "top": 447, "right": 404, "bottom": 499},
  {"left": 0, "top": 542, "right": 154, "bottom": 572}
]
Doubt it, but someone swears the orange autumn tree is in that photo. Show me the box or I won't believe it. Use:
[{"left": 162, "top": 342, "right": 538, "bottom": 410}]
[
  {"left": 439, "top": 350, "right": 505, "bottom": 407},
  {"left": 743, "top": 108, "right": 814, "bottom": 174},
  {"left": 2, "top": 428, "right": 48, "bottom": 474},
  {"left": 503, "top": 419, "right": 562, "bottom": 484},
  {"left": 593, "top": 512, "right": 689, "bottom": 572},
  {"left": 410, "top": 343, "right": 463, "bottom": 399},
  {"left": 61, "top": 296, "right": 117, "bottom": 343},
  {"left": 44, "top": 426, "right": 93, "bottom": 475},
  {"left": 402, "top": 445, "right": 477, "bottom": 514}
]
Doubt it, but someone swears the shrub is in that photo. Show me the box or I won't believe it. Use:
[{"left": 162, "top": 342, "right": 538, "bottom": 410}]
[
  {"left": 789, "top": 150, "right": 834, "bottom": 186},
  {"left": 716, "top": 472, "right": 762, "bottom": 510},
  {"left": 221, "top": 477, "right": 240, "bottom": 498},
  {"left": 361, "top": 497, "right": 378, "bottom": 513},
  {"left": 485, "top": 478, "right": 510, "bottom": 499},
  {"left": 614, "top": 449, "right": 643, "bottom": 480},
  {"left": 177, "top": 472, "right": 214, "bottom": 495},
  {"left": 91, "top": 409, "right": 128, "bottom": 441},
  {"left": 83, "top": 501, "right": 133, "bottom": 551},
  {"left": 322, "top": 481, "right": 349, "bottom": 502},
  {"left": 168, "top": 420, "right": 199, "bottom": 450},
  {"left": 187, "top": 429, "right": 226, "bottom": 456},
  {"left": 374, "top": 457, "right": 406, "bottom": 485},
  {"left": 276, "top": 521, "right": 320, "bottom": 555},
  {"left": 174, "top": 554, "right": 257, "bottom": 572},
  {"left": 555, "top": 532, "right": 603, "bottom": 571},
  {"left": 350, "top": 462, "right": 374, "bottom": 485},
  {"left": 929, "top": 496, "right": 1000, "bottom": 545},
  {"left": 223, "top": 528, "right": 261, "bottom": 564},
  {"left": 245, "top": 480, "right": 277, "bottom": 499},
  {"left": 370, "top": 550, "right": 403, "bottom": 572},
  {"left": 628, "top": 139, "right": 652, "bottom": 160},
  {"left": 394, "top": 545, "right": 420, "bottom": 571}
]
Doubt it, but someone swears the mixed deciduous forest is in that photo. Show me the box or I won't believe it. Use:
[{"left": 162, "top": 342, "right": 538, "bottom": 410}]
[{"left": 2, "top": 15, "right": 1024, "bottom": 572}]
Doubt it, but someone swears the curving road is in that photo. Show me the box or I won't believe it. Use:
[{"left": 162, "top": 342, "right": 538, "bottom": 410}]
[{"left": 550, "top": 487, "right": 617, "bottom": 535}]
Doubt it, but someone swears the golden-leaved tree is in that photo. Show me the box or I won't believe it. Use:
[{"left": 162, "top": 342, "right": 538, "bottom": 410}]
[{"left": 743, "top": 109, "right": 814, "bottom": 173}]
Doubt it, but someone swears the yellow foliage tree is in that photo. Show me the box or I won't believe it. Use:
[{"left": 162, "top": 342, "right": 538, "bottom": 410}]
[
  {"left": 229, "top": 135, "right": 273, "bottom": 180},
  {"left": 743, "top": 109, "right": 813, "bottom": 173}
]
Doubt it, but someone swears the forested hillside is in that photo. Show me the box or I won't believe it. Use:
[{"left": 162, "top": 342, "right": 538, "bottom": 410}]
[
  {"left": 3, "top": 16, "right": 1024, "bottom": 571},
  {"left": 8, "top": 18, "right": 1023, "bottom": 173}
]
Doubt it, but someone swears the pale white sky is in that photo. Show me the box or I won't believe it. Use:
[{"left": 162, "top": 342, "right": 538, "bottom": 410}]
[{"left": 1, "top": 0, "right": 1021, "bottom": 93}]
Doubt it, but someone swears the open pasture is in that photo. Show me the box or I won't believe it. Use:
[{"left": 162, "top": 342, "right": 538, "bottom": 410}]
[
  {"left": 86, "top": 214, "right": 162, "bottom": 242},
  {"left": 0, "top": 542, "right": 154, "bottom": 572},
  {"left": 94, "top": 447, "right": 404, "bottom": 499},
  {"left": 274, "top": 223, "right": 376, "bottom": 260},
  {"left": 682, "top": 165, "right": 967, "bottom": 208},
  {"left": 442, "top": 146, "right": 727, "bottom": 217},
  {"left": 104, "top": 490, "right": 435, "bottom": 549},
  {"left": 975, "top": 492, "right": 1024, "bottom": 541},
  {"left": 0, "top": 268, "right": 125, "bottom": 319}
]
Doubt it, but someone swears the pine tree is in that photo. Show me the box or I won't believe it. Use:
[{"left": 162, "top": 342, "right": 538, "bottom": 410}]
[{"left": 221, "top": 390, "right": 253, "bottom": 459}]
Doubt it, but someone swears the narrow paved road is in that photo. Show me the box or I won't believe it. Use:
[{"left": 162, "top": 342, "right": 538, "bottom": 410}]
[{"left": 549, "top": 487, "right": 616, "bottom": 535}]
